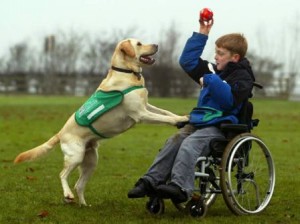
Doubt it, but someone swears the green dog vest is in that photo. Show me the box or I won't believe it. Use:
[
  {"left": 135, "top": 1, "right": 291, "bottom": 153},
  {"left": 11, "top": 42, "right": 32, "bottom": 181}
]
[{"left": 75, "top": 85, "right": 144, "bottom": 138}]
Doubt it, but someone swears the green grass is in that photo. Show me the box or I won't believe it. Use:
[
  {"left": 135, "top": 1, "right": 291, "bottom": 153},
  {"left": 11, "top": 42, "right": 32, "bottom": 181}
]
[{"left": 0, "top": 95, "right": 300, "bottom": 224}]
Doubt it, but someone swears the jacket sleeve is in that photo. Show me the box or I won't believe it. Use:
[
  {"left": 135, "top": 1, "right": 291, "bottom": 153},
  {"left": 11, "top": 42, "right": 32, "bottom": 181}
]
[
  {"left": 203, "top": 74, "right": 235, "bottom": 111},
  {"left": 179, "top": 32, "right": 217, "bottom": 84},
  {"left": 226, "top": 70, "right": 254, "bottom": 106}
]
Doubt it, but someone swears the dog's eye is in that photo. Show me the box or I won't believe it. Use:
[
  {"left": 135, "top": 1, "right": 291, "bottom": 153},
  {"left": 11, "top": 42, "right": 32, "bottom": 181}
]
[{"left": 137, "top": 42, "right": 142, "bottom": 46}]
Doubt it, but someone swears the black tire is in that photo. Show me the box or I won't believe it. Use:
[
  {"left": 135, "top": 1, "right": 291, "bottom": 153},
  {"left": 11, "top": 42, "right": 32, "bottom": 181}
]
[{"left": 146, "top": 197, "right": 165, "bottom": 215}]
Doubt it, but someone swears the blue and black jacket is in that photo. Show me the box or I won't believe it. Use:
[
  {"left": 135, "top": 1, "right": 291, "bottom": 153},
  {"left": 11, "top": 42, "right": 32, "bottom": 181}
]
[{"left": 179, "top": 32, "right": 255, "bottom": 127}]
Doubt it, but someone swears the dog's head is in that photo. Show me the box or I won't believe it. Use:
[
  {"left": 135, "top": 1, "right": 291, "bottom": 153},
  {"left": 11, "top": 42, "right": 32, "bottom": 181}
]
[{"left": 112, "top": 38, "right": 158, "bottom": 72}]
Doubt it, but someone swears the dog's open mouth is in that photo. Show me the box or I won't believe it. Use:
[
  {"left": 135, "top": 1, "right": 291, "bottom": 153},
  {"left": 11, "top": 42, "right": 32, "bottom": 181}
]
[{"left": 140, "top": 54, "right": 156, "bottom": 65}]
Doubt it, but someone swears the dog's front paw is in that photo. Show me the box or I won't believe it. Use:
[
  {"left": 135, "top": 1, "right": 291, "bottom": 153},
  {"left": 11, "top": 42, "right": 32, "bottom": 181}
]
[
  {"left": 178, "top": 115, "right": 189, "bottom": 122},
  {"left": 174, "top": 115, "right": 189, "bottom": 128}
]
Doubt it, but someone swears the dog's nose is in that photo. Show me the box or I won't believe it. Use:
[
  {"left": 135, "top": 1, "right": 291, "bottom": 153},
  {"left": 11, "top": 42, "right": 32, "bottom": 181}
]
[{"left": 154, "top": 44, "right": 158, "bottom": 50}]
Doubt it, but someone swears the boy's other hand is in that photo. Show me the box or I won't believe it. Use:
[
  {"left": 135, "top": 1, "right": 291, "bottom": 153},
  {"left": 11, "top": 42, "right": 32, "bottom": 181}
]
[{"left": 199, "top": 77, "right": 204, "bottom": 87}]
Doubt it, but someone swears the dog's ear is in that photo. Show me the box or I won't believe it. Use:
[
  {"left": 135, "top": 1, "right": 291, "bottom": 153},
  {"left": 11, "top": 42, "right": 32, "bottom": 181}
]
[{"left": 120, "top": 40, "right": 136, "bottom": 58}]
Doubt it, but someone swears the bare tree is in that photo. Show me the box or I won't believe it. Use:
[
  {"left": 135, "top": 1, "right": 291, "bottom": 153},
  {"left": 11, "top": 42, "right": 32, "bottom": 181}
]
[
  {"left": 247, "top": 52, "right": 282, "bottom": 96},
  {"left": 6, "top": 43, "right": 31, "bottom": 73},
  {"left": 145, "top": 25, "right": 197, "bottom": 97},
  {"left": 281, "top": 13, "right": 300, "bottom": 97},
  {"left": 4, "top": 22, "right": 300, "bottom": 98},
  {"left": 45, "top": 30, "right": 84, "bottom": 74},
  {"left": 82, "top": 27, "right": 141, "bottom": 74},
  {"left": 39, "top": 31, "right": 86, "bottom": 94},
  {"left": 252, "top": 13, "right": 300, "bottom": 98}
]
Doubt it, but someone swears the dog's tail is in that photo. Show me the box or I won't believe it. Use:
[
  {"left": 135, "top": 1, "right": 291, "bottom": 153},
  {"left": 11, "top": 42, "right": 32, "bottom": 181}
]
[{"left": 14, "top": 134, "right": 60, "bottom": 164}]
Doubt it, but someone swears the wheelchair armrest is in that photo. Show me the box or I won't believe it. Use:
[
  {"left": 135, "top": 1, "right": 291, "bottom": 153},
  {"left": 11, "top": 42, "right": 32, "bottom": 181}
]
[
  {"left": 220, "top": 123, "right": 249, "bottom": 133},
  {"left": 220, "top": 123, "right": 249, "bottom": 140}
]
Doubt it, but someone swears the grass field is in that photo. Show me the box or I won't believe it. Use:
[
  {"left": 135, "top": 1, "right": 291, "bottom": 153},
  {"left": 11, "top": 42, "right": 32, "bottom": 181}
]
[{"left": 0, "top": 95, "right": 299, "bottom": 224}]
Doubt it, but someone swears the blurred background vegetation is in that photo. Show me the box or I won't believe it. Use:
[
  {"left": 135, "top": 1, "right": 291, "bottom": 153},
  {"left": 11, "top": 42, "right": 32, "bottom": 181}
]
[{"left": 0, "top": 25, "right": 299, "bottom": 99}]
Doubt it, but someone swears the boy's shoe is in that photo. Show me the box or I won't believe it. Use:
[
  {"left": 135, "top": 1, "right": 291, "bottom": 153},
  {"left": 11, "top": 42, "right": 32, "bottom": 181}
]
[
  {"left": 127, "top": 178, "right": 154, "bottom": 198},
  {"left": 156, "top": 183, "right": 187, "bottom": 203}
]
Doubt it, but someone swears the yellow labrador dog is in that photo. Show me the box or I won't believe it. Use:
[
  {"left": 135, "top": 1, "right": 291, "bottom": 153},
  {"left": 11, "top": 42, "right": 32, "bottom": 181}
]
[{"left": 14, "top": 38, "right": 189, "bottom": 206}]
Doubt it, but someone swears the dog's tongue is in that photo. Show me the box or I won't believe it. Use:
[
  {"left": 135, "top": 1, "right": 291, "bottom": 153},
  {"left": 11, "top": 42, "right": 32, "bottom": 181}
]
[{"left": 140, "top": 56, "right": 155, "bottom": 65}]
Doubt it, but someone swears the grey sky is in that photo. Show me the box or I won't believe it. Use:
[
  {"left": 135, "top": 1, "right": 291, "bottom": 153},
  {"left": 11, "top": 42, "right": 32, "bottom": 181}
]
[{"left": 1, "top": 0, "right": 299, "bottom": 64}]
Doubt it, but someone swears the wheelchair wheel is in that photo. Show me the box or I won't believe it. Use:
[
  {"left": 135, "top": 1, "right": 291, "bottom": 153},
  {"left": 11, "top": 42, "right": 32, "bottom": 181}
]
[
  {"left": 189, "top": 198, "right": 208, "bottom": 218},
  {"left": 172, "top": 194, "right": 210, "bottom": 218},
  {"left": 146, "top": 197, "right": 165, "bottom": 215},
  {"left": 220, "top": 133, "right": 275, "bottom": 215}
]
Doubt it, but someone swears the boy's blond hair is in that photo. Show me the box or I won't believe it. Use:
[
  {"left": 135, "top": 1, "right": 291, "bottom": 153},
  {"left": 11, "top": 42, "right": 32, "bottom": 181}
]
[{"left": 215, "top": 33, "right": 248, "bottom": 59}]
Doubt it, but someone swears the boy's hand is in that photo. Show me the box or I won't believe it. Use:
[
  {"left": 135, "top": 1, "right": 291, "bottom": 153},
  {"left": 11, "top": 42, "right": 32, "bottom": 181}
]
[
  {"left": 199, "top": 17, "right": 214, "bottom": 35},
  {"left": 199, "top": 77, "right": 204, "bottom": 87}
]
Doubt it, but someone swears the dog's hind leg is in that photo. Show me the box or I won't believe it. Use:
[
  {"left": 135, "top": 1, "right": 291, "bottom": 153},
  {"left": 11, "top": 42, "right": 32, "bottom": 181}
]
[
  {"left": 74, "top": 140, "right": 99, "bottom": 206},
  {"left": 60, "top": 141, "right": 85, "bottom": 205}
]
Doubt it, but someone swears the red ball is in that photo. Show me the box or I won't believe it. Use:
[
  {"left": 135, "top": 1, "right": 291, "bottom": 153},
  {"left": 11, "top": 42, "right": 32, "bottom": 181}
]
[{"left": 200, "top": 8, "right": 213, "bottom": 21}]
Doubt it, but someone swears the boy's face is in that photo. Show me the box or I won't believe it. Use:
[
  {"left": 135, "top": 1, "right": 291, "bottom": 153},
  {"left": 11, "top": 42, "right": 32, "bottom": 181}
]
[{"left": 214, "top": 47, "right": 240, "bottom": 71}]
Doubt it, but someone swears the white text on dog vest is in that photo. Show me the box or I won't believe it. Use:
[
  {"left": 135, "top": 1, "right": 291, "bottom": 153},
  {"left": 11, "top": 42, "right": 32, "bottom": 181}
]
[{"left": 87, "top": 104, "right": 105, "bottom": 120}]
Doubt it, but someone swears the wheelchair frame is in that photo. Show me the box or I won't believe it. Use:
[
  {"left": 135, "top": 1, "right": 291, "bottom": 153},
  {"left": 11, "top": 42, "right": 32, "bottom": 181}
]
[
  {"left": 171, "top": 125, "right": 276, "bottom": 218},
  {"left": 146, "top": 99, "right": 276, "bottom": 218}
]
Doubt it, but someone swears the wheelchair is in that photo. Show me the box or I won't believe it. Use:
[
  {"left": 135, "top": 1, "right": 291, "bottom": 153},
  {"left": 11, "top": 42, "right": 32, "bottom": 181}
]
[{"left": 146, "top": 85, "right": 276, "bottom": 218}]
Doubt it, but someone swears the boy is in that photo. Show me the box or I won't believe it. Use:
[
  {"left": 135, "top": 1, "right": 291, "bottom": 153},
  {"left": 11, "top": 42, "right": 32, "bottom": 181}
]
[{"left": 128, "top": 15, "right": 255, "bottom": 203}]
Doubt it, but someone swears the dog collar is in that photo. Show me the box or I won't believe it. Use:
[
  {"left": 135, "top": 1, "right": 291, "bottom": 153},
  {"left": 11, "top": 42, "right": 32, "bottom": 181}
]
[{"left": 111, "top": 66, "right": 141, "bottom": 80}]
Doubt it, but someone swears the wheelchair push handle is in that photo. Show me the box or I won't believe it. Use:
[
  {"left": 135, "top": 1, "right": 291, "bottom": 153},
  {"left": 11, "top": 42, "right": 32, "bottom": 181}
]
[{"left": 253, "top": 82, "right": 263, "bottom": 89}]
